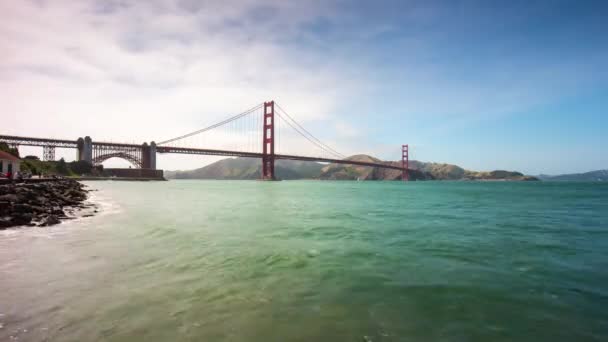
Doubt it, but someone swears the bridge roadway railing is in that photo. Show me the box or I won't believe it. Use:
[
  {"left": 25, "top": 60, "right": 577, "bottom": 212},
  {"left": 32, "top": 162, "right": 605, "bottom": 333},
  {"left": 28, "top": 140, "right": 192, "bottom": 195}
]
[
  {"left": 1, "top": 135, "right": 405, "bottom": 172},
  {"left": 156, "top": 146, "right": 262, "bottom": 158},
  {"left": 274, "top": 154, "right": 404, "bottom": 171},
  {"left": 0, "top": 135, "right": 77, "bottom": 148},
  {"left": 0, "top": 135, "right": 142, "bottom": 149}
]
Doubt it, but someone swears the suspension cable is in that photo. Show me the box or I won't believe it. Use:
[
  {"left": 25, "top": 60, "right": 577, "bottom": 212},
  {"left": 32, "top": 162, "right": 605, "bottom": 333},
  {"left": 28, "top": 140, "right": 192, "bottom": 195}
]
[
  {"left": 274, "top": 103, "right": 345, "bottom": 159},
  {"left": 158, "top": 103, "right": 263, "bottom": 145},
  {"left": 275, "top": 111, "right": 344, "bottom": 159}
]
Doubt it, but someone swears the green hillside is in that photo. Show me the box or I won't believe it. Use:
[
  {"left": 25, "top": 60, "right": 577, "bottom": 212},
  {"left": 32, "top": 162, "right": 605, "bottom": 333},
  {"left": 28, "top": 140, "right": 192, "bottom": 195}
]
[
  {"left": 165, "top": 155, "right": 537, "bottom": 181},
  {"left": 165, "top": 158, "right": 323, "bottom": 180}
]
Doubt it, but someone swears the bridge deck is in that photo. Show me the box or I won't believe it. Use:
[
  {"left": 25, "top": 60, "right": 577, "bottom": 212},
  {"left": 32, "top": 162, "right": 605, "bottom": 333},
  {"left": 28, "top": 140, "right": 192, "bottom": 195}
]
[
  {"left": 157, "top": 146, "right": 404, "bottom": 171},
  {"left": 1, "top": 135, "right": 405, "bottom": 171},
  {"left": 0, "top": 135, "right": 77, "bottom": 148},
  {"left": 0, "top": 135, "right": 142, "bottom": 148}
]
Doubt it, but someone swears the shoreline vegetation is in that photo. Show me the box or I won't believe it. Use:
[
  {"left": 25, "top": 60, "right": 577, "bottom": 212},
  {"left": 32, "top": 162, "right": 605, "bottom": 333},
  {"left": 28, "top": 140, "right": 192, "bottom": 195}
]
[{"left": 0, "top": 179, "right": 95, "bottom": 230}]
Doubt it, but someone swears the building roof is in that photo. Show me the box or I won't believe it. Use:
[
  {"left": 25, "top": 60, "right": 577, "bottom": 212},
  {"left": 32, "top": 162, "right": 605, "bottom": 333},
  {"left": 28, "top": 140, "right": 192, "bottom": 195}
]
[{"left": 0, "top": 150, "right": 20, "bottom": 161}]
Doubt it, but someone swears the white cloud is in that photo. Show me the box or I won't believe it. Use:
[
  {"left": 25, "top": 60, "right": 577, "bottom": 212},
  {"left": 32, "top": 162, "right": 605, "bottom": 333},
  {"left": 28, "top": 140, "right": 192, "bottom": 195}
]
[
  {"left": 0, "top": 0, "right": 359, "bottom": 169},
  {"left": 2, "top": 1, "right": 605, "bottom": 173}
]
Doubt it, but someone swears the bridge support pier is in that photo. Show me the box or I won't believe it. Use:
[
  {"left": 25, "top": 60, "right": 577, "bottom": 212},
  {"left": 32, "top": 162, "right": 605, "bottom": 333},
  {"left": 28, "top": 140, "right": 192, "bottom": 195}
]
[
  {"left": 142, "top": 142, "right": 150, "bottom": 168},
  {"left": 141, "top": 142, "right": 157, "bottom": 169},
  {"left": 77, "top": 136, "right": 93, "bottom": 163},
  {"left": 149, "top": 142, "right": 157, "bottom": 170},
  {"left": 261, "top": 101, "right": 275, "bottom": 180},
  {"left": 43, "top": 145, "right": 55, "bottom": 161},
  {"left": 402, "top": 144, "right": 409, "bottom": 181}
]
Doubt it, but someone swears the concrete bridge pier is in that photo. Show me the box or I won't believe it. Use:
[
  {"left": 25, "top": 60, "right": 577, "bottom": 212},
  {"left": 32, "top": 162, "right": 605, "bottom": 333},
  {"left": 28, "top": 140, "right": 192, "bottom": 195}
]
[
  {"left": 77, "top": 136, "right": 93, "bottom": 163},
  {"left": 142, "top": 142, "right": 150, "bottom": 168},
  {"left": 141, "top": 142, "right": 157, "bottom": 169},
  {"left": 76, "top": 137, "right": 84, "bottom": 161},
  {"left": 149, "top": 141, "right": 157, "bottom": 170}
]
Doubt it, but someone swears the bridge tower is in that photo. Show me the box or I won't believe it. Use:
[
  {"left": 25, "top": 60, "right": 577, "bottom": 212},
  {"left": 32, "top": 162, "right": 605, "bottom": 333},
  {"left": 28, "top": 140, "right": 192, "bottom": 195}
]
[
  {"left": 77, "top": 136, "right": 93, "bottom": 163},
  {"left": 43, "top": 145, "right": 55, "bottom": 161},
  {"left": 140, "top": 142, "right": 157, "bottom": 169},
  {"left": 402, "top": 144, "right": 409, "bottom": 181},
  {"left": 142, "top": 142, "right": 150, "bottom": 168},
  {"left": 84, "top": 136, "right": 93, "bottom": 163},
  {"left": 261, "top": 101, "right": 275, "bottom": 180},
  {"left": 149, "top": 141, "right": 157, "bottom": 170},
  {"left": 76, "top": 138, "right": 84, "bottom": 161}
]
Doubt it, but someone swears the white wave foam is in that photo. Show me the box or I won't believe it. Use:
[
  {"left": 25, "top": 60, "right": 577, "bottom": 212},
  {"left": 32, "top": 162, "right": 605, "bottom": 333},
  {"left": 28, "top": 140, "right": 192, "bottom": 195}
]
[{"left": 0, "top": 187, "right": 122, "bottom": 238}]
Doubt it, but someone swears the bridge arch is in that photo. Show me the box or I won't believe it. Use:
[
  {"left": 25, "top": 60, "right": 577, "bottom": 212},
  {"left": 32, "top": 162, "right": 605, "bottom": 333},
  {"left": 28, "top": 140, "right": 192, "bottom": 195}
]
[{"left": 93, "top": 152, "right": 143, "bottom": 168}]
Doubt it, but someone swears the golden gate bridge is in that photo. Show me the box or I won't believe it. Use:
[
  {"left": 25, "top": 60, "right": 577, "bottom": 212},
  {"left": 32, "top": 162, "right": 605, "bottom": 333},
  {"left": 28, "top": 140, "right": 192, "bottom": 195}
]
[{"left": 0, "top": 101, "right": 410, "bottom": 180}]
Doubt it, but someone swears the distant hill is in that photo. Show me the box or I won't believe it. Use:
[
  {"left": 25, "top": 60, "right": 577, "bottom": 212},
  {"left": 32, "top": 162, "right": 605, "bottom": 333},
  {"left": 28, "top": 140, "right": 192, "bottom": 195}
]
[
  {"left": 462, "top": 170, "right": 537, "bottom": 181},
  {"left": 537, "top": 170, "right": 608, "bottom": 181},
  {"left": 318, "top": 155, "right": 431, "bottom": 180},
  {"left": 409, "top": 160, "right": 465, "bottom": 180},
  {"left": 319, "top": 155, "right": 536, "bottom": 181},
  {"left": 166, "top": 155, "right": 537, "bottom": 181},
  {"left": 164, "top": 158, "right": 323, "bottom": 180}
]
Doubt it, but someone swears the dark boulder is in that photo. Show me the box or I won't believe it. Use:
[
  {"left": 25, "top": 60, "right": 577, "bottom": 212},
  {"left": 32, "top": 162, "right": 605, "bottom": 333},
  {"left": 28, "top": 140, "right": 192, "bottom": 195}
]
[
  {"left": 28, "top": 205, "right": 47, "bottom": 214},
  {"left": 0, "top": 217, "right": 13, "bottom": 229},
  {"left": 0, "top": 201, "right": 10, "bottom": 215},
  {"left": 12, "top": 203, "right": 33, "bottom": 213},
  {"left": 51, "top": 207, "right": 65, "bottom": 216},
  {"left": 39, "top": 215, "right": 61, "bottom": 227},
  {"left": 0, "top": 194, "right": 19, "bottom": 203},
  {"left": 12, "top": 213, "right": 33, "bottom": 225}
]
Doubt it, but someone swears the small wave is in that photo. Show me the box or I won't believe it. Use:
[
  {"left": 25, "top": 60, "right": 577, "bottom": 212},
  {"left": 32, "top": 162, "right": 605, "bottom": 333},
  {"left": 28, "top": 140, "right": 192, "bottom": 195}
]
[
  {"left": 307, "top": 249, "right": 320, "bottom": 257},
  {"left": 87, "top": 190, "right": 123, "bottom": 218}
]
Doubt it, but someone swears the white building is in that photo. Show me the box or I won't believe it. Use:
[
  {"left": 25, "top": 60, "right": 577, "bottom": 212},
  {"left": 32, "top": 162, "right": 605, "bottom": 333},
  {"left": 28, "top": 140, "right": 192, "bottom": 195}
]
[{"left": 0, "top": 150, "right": 21, "bottom": 177}]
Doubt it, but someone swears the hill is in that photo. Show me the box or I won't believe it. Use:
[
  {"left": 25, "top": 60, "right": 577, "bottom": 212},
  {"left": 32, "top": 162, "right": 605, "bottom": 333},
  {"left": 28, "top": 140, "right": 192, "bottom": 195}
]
[
  {"left": 537, "top": 170, "right": 608, "bottom": 181},
  {"left": 319, "top": 155, "right": 536, "bottom": 181},
  {"left": 166, "top": 155, "right": 537, "bottom": 181},
  {"left": 165, "top": 158, "right": 323, "bottom": 180},
  {"left": 318, "top": 155, "right": 431, "bottom": 180}
]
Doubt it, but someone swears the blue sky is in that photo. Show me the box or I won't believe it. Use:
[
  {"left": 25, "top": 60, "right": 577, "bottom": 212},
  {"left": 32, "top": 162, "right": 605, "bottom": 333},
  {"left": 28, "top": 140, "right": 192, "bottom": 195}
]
[{"left": 1, "top": 0, "right": 607, "bottom": 174}]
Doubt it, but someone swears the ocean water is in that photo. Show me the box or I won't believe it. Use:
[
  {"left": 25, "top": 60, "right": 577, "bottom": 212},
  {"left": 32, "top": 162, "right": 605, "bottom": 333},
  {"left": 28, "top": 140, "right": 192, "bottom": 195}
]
[{"left": 0, "top": 180, "right": 607, "bottom": 341}]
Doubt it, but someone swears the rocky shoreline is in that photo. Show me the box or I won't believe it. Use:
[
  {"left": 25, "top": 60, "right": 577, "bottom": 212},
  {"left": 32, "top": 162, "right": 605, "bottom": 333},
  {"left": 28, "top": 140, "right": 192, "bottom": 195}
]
[{"left": 0, "top": 179, "right": 95, "bottom": 229}]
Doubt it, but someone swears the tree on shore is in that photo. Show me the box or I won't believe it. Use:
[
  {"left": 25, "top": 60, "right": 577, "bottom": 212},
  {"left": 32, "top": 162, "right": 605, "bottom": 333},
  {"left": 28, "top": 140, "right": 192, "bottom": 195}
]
[
  {"left": 69, "top": 160, "right": 93, "bottom": 175},
  {"left": 0, "top": 142, "right": 19, "bottom": 158},
  {"left": 56, "top": 158, "right": 69, "bottom": 175}
]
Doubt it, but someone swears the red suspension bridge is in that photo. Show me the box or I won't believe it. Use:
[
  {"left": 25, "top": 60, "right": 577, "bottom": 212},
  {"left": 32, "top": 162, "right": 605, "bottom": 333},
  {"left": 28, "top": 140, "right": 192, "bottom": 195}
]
[{"left": 1, "top": 101, "right": 410, "bottom": 180}]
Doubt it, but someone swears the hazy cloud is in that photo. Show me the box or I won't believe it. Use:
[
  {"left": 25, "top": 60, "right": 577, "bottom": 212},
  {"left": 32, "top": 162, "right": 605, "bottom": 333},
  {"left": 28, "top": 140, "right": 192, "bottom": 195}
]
[{"left": 2, "top": 0, "right": 606, "bottom": 172}]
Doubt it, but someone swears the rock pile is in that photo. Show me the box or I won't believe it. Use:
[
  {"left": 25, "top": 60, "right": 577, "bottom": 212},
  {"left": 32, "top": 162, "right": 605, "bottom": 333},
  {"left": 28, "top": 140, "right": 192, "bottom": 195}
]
[{"left": 0, "top": 180, "right": 92, "bottom": 229}]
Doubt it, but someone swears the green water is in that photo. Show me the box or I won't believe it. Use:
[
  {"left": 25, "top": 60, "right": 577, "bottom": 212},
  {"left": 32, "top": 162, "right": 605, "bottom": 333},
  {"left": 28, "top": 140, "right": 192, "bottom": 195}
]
[{"left": 1, "top": 180, "right": 607, "bottom": 341}]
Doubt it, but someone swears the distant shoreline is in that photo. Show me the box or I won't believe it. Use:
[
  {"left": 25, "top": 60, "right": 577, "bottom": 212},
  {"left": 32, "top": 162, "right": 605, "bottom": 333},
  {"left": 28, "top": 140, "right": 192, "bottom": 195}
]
[
  {"left": 163, "top": 178, "right": 540, "bottom": 182},
  {"left": 72, "top": 176, "right": 167, "bottom": 182}
]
